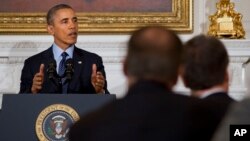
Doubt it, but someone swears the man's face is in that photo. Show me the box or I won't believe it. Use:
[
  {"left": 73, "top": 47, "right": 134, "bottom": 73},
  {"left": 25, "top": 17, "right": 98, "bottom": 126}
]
[{"left": 47, "top": 8, "right": 78, "bottom": 50}]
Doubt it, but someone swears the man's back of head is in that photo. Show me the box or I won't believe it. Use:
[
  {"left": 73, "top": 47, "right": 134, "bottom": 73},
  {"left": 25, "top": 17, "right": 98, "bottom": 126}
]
[
  {"left": 124, "top": 26, "right": 182, "bottom": 89},
  {"left": 182, "top": 35, "right": 229, "bottom": 91}
]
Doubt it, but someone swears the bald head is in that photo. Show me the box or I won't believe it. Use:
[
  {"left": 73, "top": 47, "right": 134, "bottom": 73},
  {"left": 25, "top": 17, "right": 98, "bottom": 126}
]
[
  {"left": 125, "top": 26, "right": 182, "bottom": 87},
  {"left": 128, "top": 27, "right": 180, "bottom": 53}
]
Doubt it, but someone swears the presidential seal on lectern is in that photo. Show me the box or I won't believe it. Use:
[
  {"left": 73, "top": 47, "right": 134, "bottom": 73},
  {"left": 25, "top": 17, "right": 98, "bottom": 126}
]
[{"left": 35, "top": 104, "right": 80, "bottom": 141}]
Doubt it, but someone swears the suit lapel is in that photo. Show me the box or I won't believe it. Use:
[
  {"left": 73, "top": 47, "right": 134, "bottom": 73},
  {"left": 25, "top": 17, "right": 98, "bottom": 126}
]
[
  {"left": 42, "top": 47, "right": 59, "bottom": 92},
  {"left": 69, "top": 47, "right": 85, "bottom": 90},
  {"left": 42, "top": 47, "right": 54, "bottom": 63}
]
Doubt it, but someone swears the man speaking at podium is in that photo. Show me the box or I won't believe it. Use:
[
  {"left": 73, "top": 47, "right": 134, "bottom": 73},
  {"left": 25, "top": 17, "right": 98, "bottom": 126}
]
[{"left": 19, "top": 4, "right": 109, "bottom": 94}]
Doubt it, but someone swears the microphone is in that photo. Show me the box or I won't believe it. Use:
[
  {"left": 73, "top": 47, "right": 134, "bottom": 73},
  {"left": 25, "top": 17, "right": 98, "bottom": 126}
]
[
  {"left": 65, "top": 58, "right": 74, "bottom": 81},
  {"left": 47, "top": 60, "right": 57, "bottom": 79},
  {"left": 47, "top": 60, "right": 61, "bottom": 90}
]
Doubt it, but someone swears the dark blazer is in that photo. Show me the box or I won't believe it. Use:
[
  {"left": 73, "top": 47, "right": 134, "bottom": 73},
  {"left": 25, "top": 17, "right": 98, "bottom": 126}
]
[
  {"left": 203, "top": 92, "right": 235, "bottom": 120},
  {"left": 69, "top": 80, "right": 205, "bottom": 141},
  {"left": 190, "top": 92, "right": 235, "bottom": 141},
  {"left": 19, "top": 46, "right": 109, "bottom": 94}
]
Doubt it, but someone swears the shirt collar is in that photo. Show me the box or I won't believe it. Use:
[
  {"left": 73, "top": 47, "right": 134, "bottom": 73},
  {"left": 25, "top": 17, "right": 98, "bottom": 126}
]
[
  {"left": 199, "top": 87, "right": 226, "bottom": 99},
  {"left": 52, "top": 43, "right": 74, "bottom": 60}
]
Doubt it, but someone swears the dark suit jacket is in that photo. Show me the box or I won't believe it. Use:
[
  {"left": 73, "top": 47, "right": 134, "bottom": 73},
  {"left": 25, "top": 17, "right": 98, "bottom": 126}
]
[
  {"left": 190, "top": 92, "right": 235, "bottom": 141},
  {"left": 19, "top": 46, "right": 109, "bottom": 94},
  {"left": 203, "top": 92, "right": 234, "bottom": 120},
  {"left": 69, "top": 80, "right": 206, "bottom": 141}
]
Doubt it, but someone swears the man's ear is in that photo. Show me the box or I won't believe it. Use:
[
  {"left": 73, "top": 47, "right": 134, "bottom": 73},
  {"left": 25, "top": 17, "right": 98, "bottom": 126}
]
[
  {"left": 179, "top": 65, "right": 188, "bottom": 87},
  {"left": 225, "top": 68, "right": 230, "bottom": 84},
  {"left": 47, "top": 25, "right": 54, "bottom": 35},
  {"left": 221, "top": 67, "right": 230, "bottom": 92},
  {"left": 123, "top": 59, "right": 128, "bottom": 76}
]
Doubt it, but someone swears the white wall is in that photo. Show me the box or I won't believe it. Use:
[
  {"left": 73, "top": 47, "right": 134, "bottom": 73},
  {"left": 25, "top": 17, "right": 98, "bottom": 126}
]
[{"left": 1, "top": 0, "right": 250, "bottom": 108}]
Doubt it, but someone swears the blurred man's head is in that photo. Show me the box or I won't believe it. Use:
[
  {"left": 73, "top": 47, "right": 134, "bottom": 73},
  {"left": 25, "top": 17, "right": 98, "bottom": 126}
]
[
  {"left": 46, "top": 4, "right": 78, "bottom": 50},
  {"left": 124, "top": 26, "right": 182, "bottom": 89},
  {"left": 181, "top": 35, "right": 229, "bottom": 91}
]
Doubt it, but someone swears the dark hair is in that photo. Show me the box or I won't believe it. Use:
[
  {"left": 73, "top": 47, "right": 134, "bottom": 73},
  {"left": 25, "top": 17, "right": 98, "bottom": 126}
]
[
  {"left": 46, "top": 4, "right": 73, "bottom": 25},
  {"left": 125, "top": 26, "right": 183, "bottom": 85},
  {"left": 182, "top": 35, "right": 229, "bottom": 90}
]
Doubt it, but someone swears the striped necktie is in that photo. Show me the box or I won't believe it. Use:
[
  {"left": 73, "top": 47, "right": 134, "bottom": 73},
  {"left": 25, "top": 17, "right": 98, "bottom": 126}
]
[{"left": 58, "top": 52, "right": 68, "bottom": 93}]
